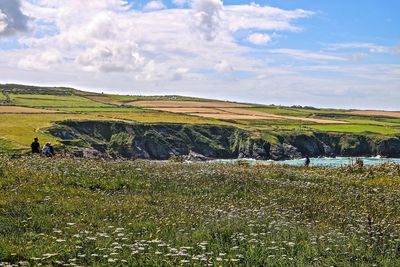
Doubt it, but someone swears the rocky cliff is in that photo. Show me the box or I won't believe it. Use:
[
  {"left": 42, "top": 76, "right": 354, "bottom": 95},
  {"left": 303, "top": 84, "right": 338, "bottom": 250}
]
[{"left": 50, "top": 121, "right": 400, "bottom": 160}]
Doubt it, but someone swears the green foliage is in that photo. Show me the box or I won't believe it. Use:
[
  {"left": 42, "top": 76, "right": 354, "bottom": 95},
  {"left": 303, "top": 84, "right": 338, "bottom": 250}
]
[
  {"left": 310, "top": 124, "right": 398, "bottom": 135},
  {"left": 107, "top": 94, "right": 216, "bottom": 103},
  {"left": 0, "top": 83, "right": 76, "bottom": 95},
  {"left": 0, "top": 158, "right": 399, "bottom": 266},
  {"left": 261, "top": 133, "right": 279, "bottom": 144},
  {"left": 109, "top": 132, "right": 133, "bottom": 147},
  {"left": 9, "top": 94, "right": 111, "bottom": 108}
]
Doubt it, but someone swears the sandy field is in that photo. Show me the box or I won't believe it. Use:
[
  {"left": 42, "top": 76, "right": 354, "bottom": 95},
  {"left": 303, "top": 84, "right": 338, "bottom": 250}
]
[
  {"left": 129, "top": 101, "right": 253, "bottom": 108},
  {"left": 351, "top": 110, "right": 400, "bottom": 119},
  {"left": 148, "top": 106, "right": 346, "bottom": 123},
  {"left": 0, "top": 106, "right": 60, "bottom": 113},
  {"left": 188, "top": 113, "right": 279, "bottom": 120},
  {"left": 218, "top": 108, "right": 347, "bottom": 124},
  {"left": 149, "top": 108, "right": 231, "bottom": 114}
]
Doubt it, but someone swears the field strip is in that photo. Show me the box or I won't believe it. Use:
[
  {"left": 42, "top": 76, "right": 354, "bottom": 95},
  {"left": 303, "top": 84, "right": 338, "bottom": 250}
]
[
  {"left": 129, "top": 100, "right": 253, "bottom": 108},
  {"left": 0, "top": 106, "right": 61, "bottom": 113},
  {"left": 219, "top": 108, "right": 347, "bottom": 124},
  {"left": 187, "top": 113, "right": 280, "bottom": 120},
  {"left": 350, "top": 110, "right": 400, "bottom": 118},
  {"left": 148, "top": 107, "right": 231, "bottom": 114},
  {"left": 147, "top": 106, "right": 346, "bottom": 123},
  {"left": 82, "top": 94, "right": 122, "bottom": 105}
]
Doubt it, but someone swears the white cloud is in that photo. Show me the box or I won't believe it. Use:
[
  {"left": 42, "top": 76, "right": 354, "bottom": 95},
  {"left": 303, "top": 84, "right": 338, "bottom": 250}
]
[
  {"left": 143, "top": 1, "right": 166, "bottom": 11},
  {"left": 172, "top": 67, "right": 190, "bottom": 80},
  {"left": 77, "top": 41, "right": 145, "bottom": 73},
  {"left": 9, "top": 0, "right": 312, "bottom": 77},
  {"left": 0, "top": 0, "right": 29, "bottom": 36},
  {"left": 247, "top": 33, "right": 272, "bottom": 45},
  {"left": 18, "top": 49, "right": 62, "bottom": 70},
  {"left": 327, "top": 42, "right": 391, "bottom": 53},
  {"left": 191, "top": 0, "right": 223, "bottom": 41},
  {"left": 269, "top": 48, "right": 347, "bottom": 62},
  {"left": 224, "top": 4, "right": 313, "bottom": 32},
  {"left": 214, "top": 61, "right": 233, "bottom": 72},
  {"left": 9, "top": 2, "right": 400, "bottom": 109},
  {"left": 0, "top": 10, "right": 7, "bottom": 32}
]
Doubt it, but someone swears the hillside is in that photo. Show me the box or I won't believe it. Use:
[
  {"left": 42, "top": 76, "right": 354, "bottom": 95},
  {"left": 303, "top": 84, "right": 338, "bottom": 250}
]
[{"left": 1, "top": 84, "right": 400, "bottom": 158}]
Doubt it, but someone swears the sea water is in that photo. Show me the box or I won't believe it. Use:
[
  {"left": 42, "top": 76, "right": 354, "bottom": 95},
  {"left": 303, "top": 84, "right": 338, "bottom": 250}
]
[{"left": 210, "top": 156, "right": 400, "bottom": 167}]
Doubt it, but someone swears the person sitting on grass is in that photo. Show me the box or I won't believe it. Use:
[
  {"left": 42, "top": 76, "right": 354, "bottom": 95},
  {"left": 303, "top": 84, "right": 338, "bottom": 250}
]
[
  {"left": 42, "top": 142, "right": 55, "bottom": 157},
  {"left": 31, "top": 137, "right": 40, "bottom": 154}
]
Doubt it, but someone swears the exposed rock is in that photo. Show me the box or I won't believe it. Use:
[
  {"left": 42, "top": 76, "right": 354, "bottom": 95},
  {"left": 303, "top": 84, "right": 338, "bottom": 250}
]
[
  {"left": 282, "top": 134, "right": 323, "bottom": 157},
  {"left": 270, "top": 143, "right": 301, "bottom": 160},
  {"left": 184, "top": 151, "right": 210, "bottom": 161},
  {"left": 72, "top": 147, "right": 109, "bottom": 159},
  {"left": 49, "top": 121, "right": 400, "bottom": 160},
  {"left": 376, "top": 138, "right": 400, "bottom": 157}
]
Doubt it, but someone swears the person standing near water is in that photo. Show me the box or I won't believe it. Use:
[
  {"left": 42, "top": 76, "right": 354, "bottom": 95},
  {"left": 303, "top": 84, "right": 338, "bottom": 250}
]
[
  {"left": 31, "top": 137, "right": 40, "bottom": 154},
  {"left": 305, "top": 156, "right": 310, "bottom": 167}
]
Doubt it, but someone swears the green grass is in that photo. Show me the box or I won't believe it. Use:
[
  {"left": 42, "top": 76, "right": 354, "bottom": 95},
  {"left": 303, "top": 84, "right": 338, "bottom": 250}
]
[
  {"left": 0, "top": 111, "right": 232, "bottom": 153},
  {"left": 310, "top": 124, "right": 399, "bottom": 135},
  {"left": 342, "top": 117, "right": 400, "bottom": 127},
  {"left": 108, "top": 94, "right": 217, "bottom": 103},
  {"left": 9, "top": 94, "right": 111, "bottom": 108},
  {"left": 0, "top": 158, "right": 399, "bottom": 266},
  {"left": 247, "top": 106, "right": 350, "bottom": 117},
  {"left": 100, "top": 111, "right": 234, "bottom": 126},
  {"left": 0, "top": 114, "right": 107, "bottom": 152}
]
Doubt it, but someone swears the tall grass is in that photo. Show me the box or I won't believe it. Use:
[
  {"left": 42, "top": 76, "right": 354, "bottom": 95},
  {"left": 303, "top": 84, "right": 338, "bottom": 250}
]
[{"left": 0, "top": 158, "right": 399, "bottom": 266}]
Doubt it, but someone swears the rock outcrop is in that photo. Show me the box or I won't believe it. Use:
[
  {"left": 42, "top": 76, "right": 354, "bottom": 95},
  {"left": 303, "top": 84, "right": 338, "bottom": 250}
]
[{"left": 49, "top": 121, "right": 400, "bottom": 160}]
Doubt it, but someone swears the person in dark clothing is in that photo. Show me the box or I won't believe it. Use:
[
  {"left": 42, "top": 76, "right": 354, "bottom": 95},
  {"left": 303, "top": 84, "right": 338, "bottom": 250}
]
[
  {"left": 31, "top": 137, "right": 40, "bottom": 154},
  {"left": 304, "top": 156, "right": 310, "bottom": 167}
]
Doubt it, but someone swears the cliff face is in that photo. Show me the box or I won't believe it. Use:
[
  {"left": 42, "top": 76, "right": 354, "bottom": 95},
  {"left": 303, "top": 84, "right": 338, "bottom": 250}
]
[{"left": 50, "top": 121, "right": 400, "bottom": 160}]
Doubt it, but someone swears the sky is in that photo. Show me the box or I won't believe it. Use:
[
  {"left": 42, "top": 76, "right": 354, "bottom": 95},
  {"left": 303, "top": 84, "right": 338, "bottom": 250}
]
[{"left": 0, "top": 0, "right": 399, "bottom": 109}]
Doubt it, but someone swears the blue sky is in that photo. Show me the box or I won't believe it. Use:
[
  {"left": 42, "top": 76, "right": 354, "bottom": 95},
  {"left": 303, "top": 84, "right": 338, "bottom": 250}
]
[{"left": 0, "top": 0, "right": 399, "bottom": 109}]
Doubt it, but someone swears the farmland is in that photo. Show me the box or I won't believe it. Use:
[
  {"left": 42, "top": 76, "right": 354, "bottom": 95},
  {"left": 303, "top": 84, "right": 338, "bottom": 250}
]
[
  {"left": 129, "top": 100, "right": 252, "bottom": 108},
  {"left": 9, "top": 94, "right": 111, "bottom": 108},
  {"left": 351, "top": 110, "right": 400, "bottom": 119},
  {"left": 1, "top": 158, "right": 399, "bottom": 266},
  {"left": 0, "top": 106, "right": 61, "bottom": 114},
  {"left": 1, "top": 84, "right": 400, "bottom": 155}
]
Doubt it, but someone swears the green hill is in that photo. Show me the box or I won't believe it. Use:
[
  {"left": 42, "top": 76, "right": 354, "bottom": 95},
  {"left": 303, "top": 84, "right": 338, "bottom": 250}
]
[{"left": 0, "top": 83, "right": 399, "bottom": 156}]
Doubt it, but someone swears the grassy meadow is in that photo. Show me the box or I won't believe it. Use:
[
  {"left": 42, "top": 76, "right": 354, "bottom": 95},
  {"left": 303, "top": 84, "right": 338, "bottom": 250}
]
[
  {"left": 8, "top": 94, "right": 111, "bottom": 108},
  {"left": 0, "top": 158, "right": 399, "bottom": 266}
]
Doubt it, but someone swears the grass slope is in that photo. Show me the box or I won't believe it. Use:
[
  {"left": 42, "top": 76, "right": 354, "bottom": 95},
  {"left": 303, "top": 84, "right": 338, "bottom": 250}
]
[
  {"left": 0, "top": 158, "right": 399, "bottom": 266},
  {"left": 9, "top": 94, "right": 111, "bottom": 108},
  {"left": 1, "top": 84, "right": 400, "bottom": 154}
]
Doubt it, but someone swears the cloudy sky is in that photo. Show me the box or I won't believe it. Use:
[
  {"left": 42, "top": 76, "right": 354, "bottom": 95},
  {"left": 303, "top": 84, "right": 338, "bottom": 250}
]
[{"left": 0, "top": 0, "right": 399, "bottom": 109}]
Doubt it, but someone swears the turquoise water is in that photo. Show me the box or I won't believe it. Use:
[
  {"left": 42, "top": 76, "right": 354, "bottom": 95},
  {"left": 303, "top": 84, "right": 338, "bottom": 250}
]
[
  {"left": 279, "top": 157, "right": 400, "bottom": 167},
  {"left": 211, "top": 157, "right": 400, "bottom": 167}
]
